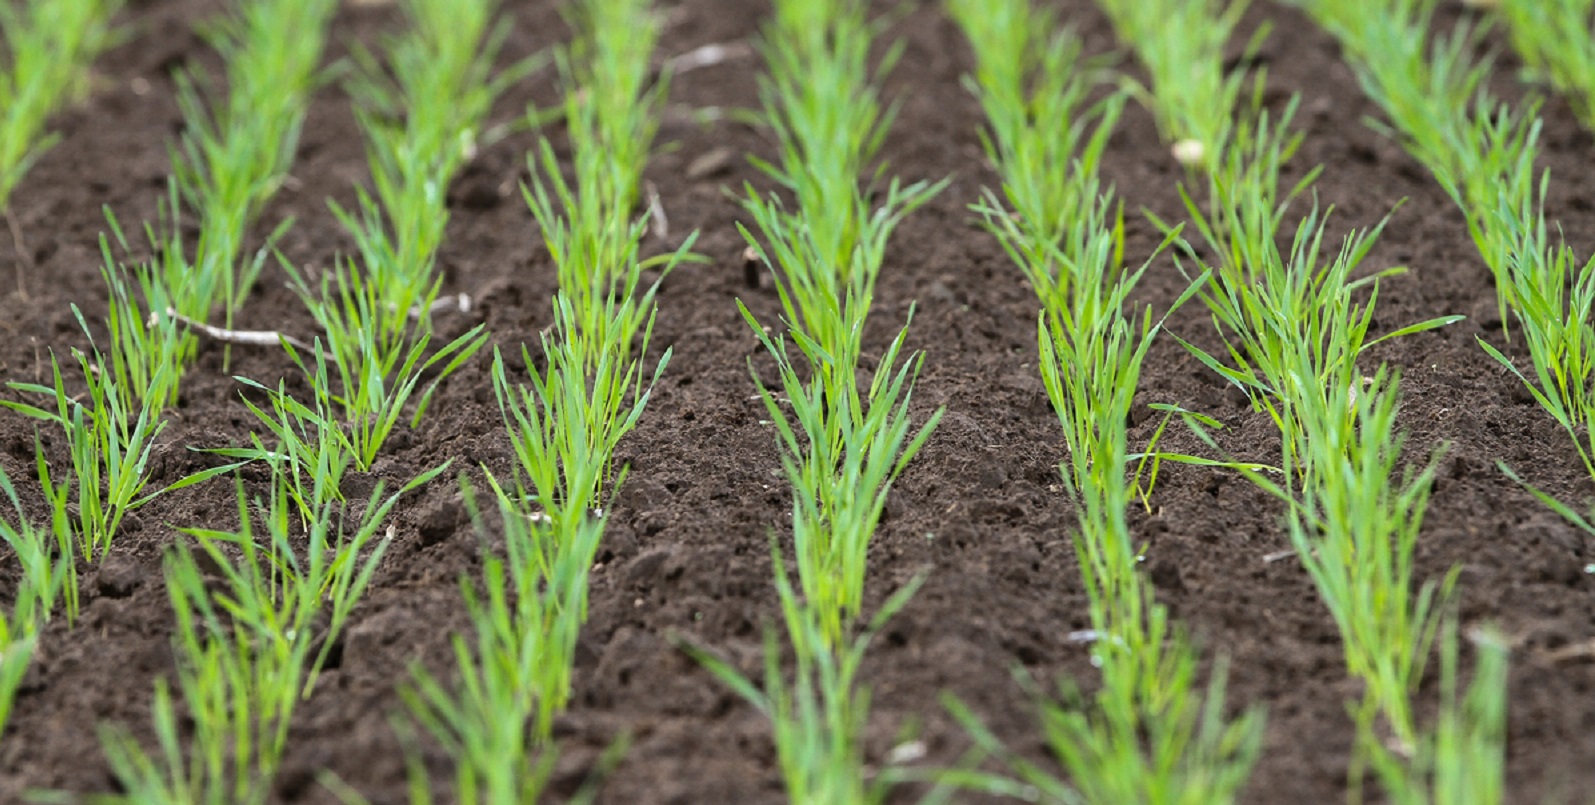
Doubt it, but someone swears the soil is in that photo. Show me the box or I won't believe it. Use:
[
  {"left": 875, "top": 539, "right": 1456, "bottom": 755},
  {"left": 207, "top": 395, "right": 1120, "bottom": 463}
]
[{"left": 2, "top": 1, "right": 1593, "bottom": 803}]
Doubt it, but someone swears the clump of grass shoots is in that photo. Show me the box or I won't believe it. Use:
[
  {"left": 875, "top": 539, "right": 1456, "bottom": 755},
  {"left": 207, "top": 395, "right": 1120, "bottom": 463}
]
[
  {"left": 0, "top": 0, "right": 122, "bottom": 212},
  {"left": 95, "top": 468, "right": 438, "bottom": 804},
  {"left": 738, "top": 0, "right": 946, "bottom": 648}
]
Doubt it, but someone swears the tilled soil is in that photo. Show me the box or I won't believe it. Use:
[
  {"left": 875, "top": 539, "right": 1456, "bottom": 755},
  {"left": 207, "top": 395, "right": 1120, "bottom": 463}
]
[{"left": 1, "top": 1, "right": 1592, "bottom": 803}]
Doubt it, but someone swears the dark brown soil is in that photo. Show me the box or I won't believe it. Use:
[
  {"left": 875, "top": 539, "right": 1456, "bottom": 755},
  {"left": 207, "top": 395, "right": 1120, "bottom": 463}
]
[{"left": 2, "top": 1, "right": 1593, "bottom": 803}]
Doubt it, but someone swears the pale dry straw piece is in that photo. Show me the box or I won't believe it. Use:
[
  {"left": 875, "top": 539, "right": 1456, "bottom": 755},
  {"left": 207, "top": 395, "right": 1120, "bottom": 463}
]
[
  {"left": 645, "top": 181, "right": 669, "bottom": 240},
  {"left": 666, "top": 41, "right": 753, "bottom": 75},
  {"left": 158, "top": 307, "right": 316, "bottom": 351}
]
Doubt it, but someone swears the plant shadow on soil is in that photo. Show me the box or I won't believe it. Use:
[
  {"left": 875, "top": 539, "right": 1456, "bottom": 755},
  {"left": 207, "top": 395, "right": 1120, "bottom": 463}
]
[{"left": 0, "top": 1, "right": 1592, "bottom": 803}]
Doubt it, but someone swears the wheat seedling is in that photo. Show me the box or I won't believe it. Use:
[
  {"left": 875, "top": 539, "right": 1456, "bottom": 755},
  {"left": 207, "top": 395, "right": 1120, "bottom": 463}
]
[
  {"left": 738, "top": 0, "right": 946, "bottom": 649},
  {"left": 1092, "top": 0, "right": 1256, "bottom": 167},
  {"left": 1500, "top": 0, "right": 1595, "bottom": 130},
  {"left": 92, "top": 468, "right": 438, "bottom": 805},
  {"left": 1365, "top": 619, "right": 1511, "bottom": 805},
  {"left": 684, "top": 548, "right": 928, "bottom": 804},
  {"left": 401, "top": 476, "right": 610, "bottom": 804},
  {"left": 158, "top": 0, "right": 336, "bottom": 354},
  {"left": 0, "top": 0, "right": 122, "bottom": 214},
  {"left": 3, "top": 324, "right": 240, "bottom": 560}
]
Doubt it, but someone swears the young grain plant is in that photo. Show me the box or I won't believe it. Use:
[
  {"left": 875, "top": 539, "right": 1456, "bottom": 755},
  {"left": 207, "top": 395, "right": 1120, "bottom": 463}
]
[
  {"left": 236, "top": 0, "right": 523, "bottom": 497},
  {"left": 1287, "top": 0, "right": 1540, "bottom": 330},
  {"left": 138, "top": 0, "right": 337, "bottom": 383},
  {"left": 0, "top": 0, "right": 122, "bottom": 260},
  {"left": 332, "top": 0, "right": 534, "bottom": 337},
  {"left": 407, "top": 0, "right": 693, "bottom": 799},
  {"left": 944, "top": 3, "right": 1265, "bottom": 800},
  {"left": 1231, "top": 357, "right": 1513, "bottom": 802},
  {"left": 1301, "top": 0, "right": 1595, "bottom": 524},
  {"left": 0, "top": 1, "right": 202, "bottom": 595},
  {"left": 58, "top": 0, "right": 331, "bottom": 420},
  {"left": 3, "top": 316, "right": 239, "bottom": 562},
  {"left": 89, "top": 471, "right": 437, "bottom": 805},
  {"left": 42, "top": 0, "right": 336, "bottom": 453},
  {"left": 1092, "top": 0, "right": 1254, "bottom": 167},
  {"left": 737, "top": 0, "right": 946, "bottom": 650},
  {"left": 1499, "top": 0, "right": 1595, "bottom": 131},
  {"left": 685, "top": 0, "right": 948, "bottom": 800},
  {"left": 0, "top": 464, "right": 73, "bottom": 743},
  {"left": 1156, "top": 3, "right": 1514, "bottom": 795}
]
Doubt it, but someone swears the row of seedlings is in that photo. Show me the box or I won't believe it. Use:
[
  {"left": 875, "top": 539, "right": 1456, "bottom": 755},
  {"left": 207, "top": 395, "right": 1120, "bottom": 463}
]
[
  {"left": 1292, "top": 1, "right": 1595, "bottom": 796},
  {"left": 2, "top": 0, "right": 336, "bottom": 606},
  {"left": 1318, "top": 0, "right": 1595, "bottom": 536},
  {"left": 1109, "top": 0, "right": 1511, "bottom": 799},
  {"left": 685, "top": 0, "right": 948, "bottom": 799},
  {"left": 222, "top": 0, "right": 515, "bottom": 526},
  {"left": 1, "top": 0, "right": 334, "bottom": 767},
  {"left": 1492, "top": 0, "right": 1595, "bottom": 535},
  {"left": 0, "top": 0, "right": 122, "bottom": 283},
  {"left": 406, "top": 0, "right": 695, "bottom": 799},
  {"left": 946, "top": 0, "right": 1266, "bottom": 801},
  {"left": 50, "top": 0, "right": 515, "bottom": 799},
  {"left": 0, "top": 0, "right": 125, "bottom": 740}
]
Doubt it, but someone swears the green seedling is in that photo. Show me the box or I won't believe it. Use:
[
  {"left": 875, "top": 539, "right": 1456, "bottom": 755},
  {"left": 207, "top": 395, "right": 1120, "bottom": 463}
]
[
  {"left": 1299, "top": 0, "right": 1595, "bottom": 532},
  {"left": 501, "top": 0, "right": 693, "bottom": 518},
  {"left": 1476, "top": 179, "right": 1595, "bottom": 497},
  {"left": 948, "top": 0, "right": 1125, "bottom": 311},
  {"left": 740, "top": 299, "right": 940, "bottom": 649},
  {"left": 492, "top": 315, "right": 666, "bottom": 526},
  {"left": 0, "top": 609, "right": 33, "bottom": 745},
  {"left": 683, "top": 548, "right": 927, "bottom": 804},
  {"left": 1286, "top": 369, "right": 1452, "bottom": 754},
  {"left": 98, "top": 200, "right": 188, "bottom": 412},
  {"left": 401, "top": 475, "right": 605, "bottom": 804},
  {"left": 949, "top": 5, "right": 1266, "bottom": 798},
  {"left": 164, "top": 0, "right": 335, "bottom": 335},
  {"left": 1290, "top": 0, "right": 1542, "bottom": 330},
  {"left": 1024, "top": 220, "right": 1260, "bottom": 805},
  {"left": 405, "top": 4, "right": 684, "bottom": 792},
  {"left": 274, "top": 0, "right": 515, "bottom": 481},
  {"left": 215, "top": 319, "right": 476, "bottom": 531},
  {"left": 739, "top": 0, "right": 946, "bottom": 649},
  {"left": 0, "top": 463, "right": 74, "bottom": 740},
  {"left": 1365, "top": 618, "right": 1510, "bottom": 805},
  {"left": 3, "top": 326, "right": 239, "bottom": 560},
  {"left": 0, "top": 452, "right": 75, "bottom": 622},
  {"left": 91, "top": 468, "right": 438, "bottom": 805},
  {"left": 215, "top": 353, "right": 356, "bottom": 528},
  {"left": 1500, "top": 0, "right": 1595, "bottom": 129},
  {"left": 0, "top": 0, "right": 122, "bottom": 211},
  {"left": 285, "top": 258, "right": 489, "bottom": 473},
  {"left": 1162, "top": 108, "right": 1459, "bottom": 473},
  {"left": 340, "top": 0, "right": 539, "bottom": 335},
  {"left": 1093, "top": 0, "right": 1258, "bottom": 167},
  {"left": 945, "top": 595, "right": 1264, "bottom": 805},
  {"left": 525, "top": 0, "right": 691, "bottom": 379}
]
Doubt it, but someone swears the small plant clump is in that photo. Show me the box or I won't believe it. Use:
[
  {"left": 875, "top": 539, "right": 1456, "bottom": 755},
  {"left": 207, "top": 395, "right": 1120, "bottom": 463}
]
[
  {"left": 687, "top": 0, "right": 948, "bottom": 799},
  {"left": 948, "top": 1, "right": 1264, "bottom": 799},
  {"left": 1093, "top": 0, "right": 1255, "bottom": 167},
  {"left": 94, "top": 471, "right": 439, "bottom": 804},
  {"left": 0, "top": 0, "right": 122, "bottom": 216},
  {"left": 163, "top": 0, "right": 337, "bottom": 342},
  {"left": 736, "top": 0, "right": 946, "bottom": 650},
  {"left": 410, "top": 0, "right": 694, "bottom": 798}
]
